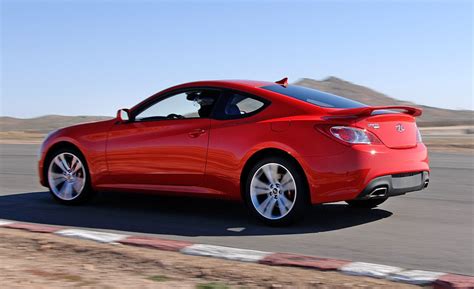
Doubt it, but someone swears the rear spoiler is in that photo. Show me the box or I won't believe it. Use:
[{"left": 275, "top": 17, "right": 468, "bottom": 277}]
[{"left": 328, "top": 106, "right": 422, "bottom": 117}]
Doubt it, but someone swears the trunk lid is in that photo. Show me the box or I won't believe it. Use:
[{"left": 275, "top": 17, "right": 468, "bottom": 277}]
[{"left": 355, "top": 113, "right": 418, "bottom": 148}]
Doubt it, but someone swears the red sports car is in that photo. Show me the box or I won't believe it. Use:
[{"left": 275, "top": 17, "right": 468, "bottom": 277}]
[{"left": 38, "top": 78, "right": 429, "bottom": 225}]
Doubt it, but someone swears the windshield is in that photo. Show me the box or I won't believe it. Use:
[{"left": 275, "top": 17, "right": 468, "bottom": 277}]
[{"left": 262, "top": 84, "right": 367, "bottom": 108}]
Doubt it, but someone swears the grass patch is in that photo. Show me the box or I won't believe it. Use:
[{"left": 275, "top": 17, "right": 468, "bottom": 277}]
[
  {"left": 147, "top": 275, "right": 171, "bottom": 282},
  {"left": 196, "top": 282, "right": 230, "bottom": 289}
]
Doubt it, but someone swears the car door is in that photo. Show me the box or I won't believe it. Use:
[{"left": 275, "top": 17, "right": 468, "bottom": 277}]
[{"left": 105, "top": 88, "right": 220, "bottom": 189}]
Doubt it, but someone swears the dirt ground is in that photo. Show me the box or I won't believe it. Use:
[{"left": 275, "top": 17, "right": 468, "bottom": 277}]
[
  {"left": 0, "top": 228, "right": 420, "bottom": 289},
  {"left": 422, "top": 136, "right": 473, "bottom": 152},
  {"left": 0, "top": 131, "right": 45, "bottom": 144}
]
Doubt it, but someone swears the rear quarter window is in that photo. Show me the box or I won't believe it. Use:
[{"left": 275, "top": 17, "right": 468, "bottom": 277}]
[
  {"left": 213, "top": 91, "right": 269, "bottom": 120},
  {"left": 262, "top": 84, "right": 367, "bottom": 108},
  {"left": 225, "top": 94, "right": 265, "bottom": 116}
]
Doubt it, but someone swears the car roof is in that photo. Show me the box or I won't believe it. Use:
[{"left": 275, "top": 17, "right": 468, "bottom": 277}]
[{"left": 175, "top": 79, "right": 275, "bottom": 89}]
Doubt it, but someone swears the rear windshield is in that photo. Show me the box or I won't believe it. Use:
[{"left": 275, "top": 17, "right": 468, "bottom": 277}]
[{"left": 262, "top": 84, "right": 367, "bottom": 108}]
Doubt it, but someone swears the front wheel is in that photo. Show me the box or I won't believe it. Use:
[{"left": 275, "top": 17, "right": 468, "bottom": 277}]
[
  {"left": 244, "top": 156, "right": 309, "bottom": 226},
  {"left": 46, "top": 148, "right": 94, "bottom": 205},
  {"left": 345, "top": 198, "right": 388, "bottom": 208}
]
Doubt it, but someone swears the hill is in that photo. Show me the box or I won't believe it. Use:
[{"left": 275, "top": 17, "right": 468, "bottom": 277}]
[
  {"left": 295, "top": 77, "right": 473, "bottom": 126},
  {"left": 0, "top": 115, "right": 112, "bottom": 134}
]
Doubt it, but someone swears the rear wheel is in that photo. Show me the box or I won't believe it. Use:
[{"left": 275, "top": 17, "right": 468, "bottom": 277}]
[
  {"left": 46, "top": 148, "right": 94, "bottom": 205},
  {"left": 244, "top": 156, "right": 309, "bottom": 226},
  {"left": 346, "top": 198, "right": 387, "bottom": 208}
]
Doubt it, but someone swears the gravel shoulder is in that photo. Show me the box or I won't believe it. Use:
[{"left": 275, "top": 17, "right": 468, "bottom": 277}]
[{"left": 0, "top": 228, "right": 419, "bottom": 289}]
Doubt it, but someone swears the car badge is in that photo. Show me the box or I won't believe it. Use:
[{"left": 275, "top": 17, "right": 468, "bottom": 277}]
[
  {"left": 395, "top": 123, "right": 405, "bottom": 132},
  {"left": 368, "top": 123, "right": 380, "bottom": 129}
]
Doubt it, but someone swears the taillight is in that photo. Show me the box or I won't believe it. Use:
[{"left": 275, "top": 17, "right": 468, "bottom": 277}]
[
  {"left": 329, "top": 126, "right": 382, "bottom": 145},
  {"left": 416, "top": 125, "right": 423, "bottom": 143}
]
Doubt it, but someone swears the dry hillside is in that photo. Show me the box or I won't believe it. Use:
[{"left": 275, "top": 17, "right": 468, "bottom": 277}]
[
  {"left": 0, "top": 115, "right": 112, "bottom": 134},
  {"left": 295, "top": 77, "right": 473, "bottom": 126}
]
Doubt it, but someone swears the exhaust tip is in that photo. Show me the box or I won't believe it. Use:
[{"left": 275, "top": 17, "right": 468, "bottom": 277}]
[{"left": 368, "top": 187, "right": 388, "bottom": 198}]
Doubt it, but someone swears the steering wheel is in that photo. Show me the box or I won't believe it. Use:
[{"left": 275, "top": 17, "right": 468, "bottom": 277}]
[{"left": 166, "top": 113, "right": 184, "bottom": 119}]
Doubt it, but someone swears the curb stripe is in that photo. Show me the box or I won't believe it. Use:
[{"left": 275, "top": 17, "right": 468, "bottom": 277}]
[
  {"left": 433, "top": 273, "right": 474, "bottom": 289},
  {"left": 340, "top": 262, "right": 403, "bottom": 278},
  {"left": 4, "top": 222, "right": 62, "bottom": 233},
  {"left": 181, "top": 244, "right": 270, "bottom": 263},
  {"left": 387, "top": 270, "right": 446, "bottom": 285},
  {"left": 0, "top": 219, "right": 15, "bottom": 226},
  {"left": 120, "top": 236, "right": 192, "bottom": 251},
  {"left": 259, "top": 253, "right": 350, "bottom": 271},
  {"left": 55, "top": 229, "right": 129, "bottom": 243}
]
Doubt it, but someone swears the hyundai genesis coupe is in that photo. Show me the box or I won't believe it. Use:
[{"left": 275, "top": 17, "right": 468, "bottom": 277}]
[{"left": 38, "top": 78, "right": 429, "bottom": 225}]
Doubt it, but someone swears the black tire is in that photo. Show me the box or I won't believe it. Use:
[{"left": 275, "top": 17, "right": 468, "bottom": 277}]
[
  {"left": 44, "top": 147, "right": 95, "bottom": 205},
  {"left": 345, "top": 198, "right": 388, "bottom": 208},
  {"left": 244, "top": 156, "right": 309, "bottom": 226}
]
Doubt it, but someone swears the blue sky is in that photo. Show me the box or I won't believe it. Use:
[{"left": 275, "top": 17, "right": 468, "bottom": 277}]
[{"left": 1, "top": 0, "right": 472, "bottom": 118}]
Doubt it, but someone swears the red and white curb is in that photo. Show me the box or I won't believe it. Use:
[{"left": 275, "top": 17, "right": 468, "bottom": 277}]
[{"left": 1, "top": 219, "right": 472, "bottom": 288}]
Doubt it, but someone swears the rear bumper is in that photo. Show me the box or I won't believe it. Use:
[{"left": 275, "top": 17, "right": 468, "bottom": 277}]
[
  {"left": 354, "top": 171, "right": 429, "bottom": 200},
  {"left": 298, "top": 143, "right": 429, "bottom": 204}
]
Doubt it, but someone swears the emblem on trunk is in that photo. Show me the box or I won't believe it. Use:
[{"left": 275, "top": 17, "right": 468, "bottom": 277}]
[
  {"left": 368, "top": 123, "right": 380, "bottom": 129},
  {"left": 395, "top": 123, "right": 405, "bottom": 132}
]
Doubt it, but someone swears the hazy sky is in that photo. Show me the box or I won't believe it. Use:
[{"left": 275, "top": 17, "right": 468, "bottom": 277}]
[{"left": 1, "top": 0, "right": 472, "bottom": 118}]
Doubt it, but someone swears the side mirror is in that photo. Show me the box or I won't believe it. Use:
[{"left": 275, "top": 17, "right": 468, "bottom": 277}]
[{"left": 116, "top": 109, "right": 130, "bottom": 123}]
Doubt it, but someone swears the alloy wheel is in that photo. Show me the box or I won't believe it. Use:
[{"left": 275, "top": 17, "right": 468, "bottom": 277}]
[
  {"left": 250, "top": 163, "right": 297, "bottom": 220},
  {"left": 47, "top": 152, "right": 86, "bottom": 201}
]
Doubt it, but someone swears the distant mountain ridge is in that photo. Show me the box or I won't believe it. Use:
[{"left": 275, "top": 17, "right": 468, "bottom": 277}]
[
  {"left": 295, "top": 77, "right": 473, "bottom": 126},
  {"left": 1, "top": 76, "right": 472, "bottom": 132},
  {"left": 0, "top": 115, "right": 112, "bottom": 133}
]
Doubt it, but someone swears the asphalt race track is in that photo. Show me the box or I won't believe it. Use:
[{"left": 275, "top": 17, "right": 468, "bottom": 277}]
[{"left": 0, "top": 144, "right": 472, "bottom": 275}]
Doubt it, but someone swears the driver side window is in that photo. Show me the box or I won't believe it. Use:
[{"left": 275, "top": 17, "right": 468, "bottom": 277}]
[{"left": 135, "top": 90, "right": 219, "bottom": 121}]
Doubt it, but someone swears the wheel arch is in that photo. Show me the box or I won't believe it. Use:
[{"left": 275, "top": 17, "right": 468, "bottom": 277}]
[
  {"left": 42, "top": 141, "right": 88, "bottom": 187},
  {"left": 239, "top": 147, "right": 309, "bottom": 201}
]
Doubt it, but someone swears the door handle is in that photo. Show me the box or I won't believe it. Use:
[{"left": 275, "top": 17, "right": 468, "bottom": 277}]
[{"left": 188, "top": 128, "right": 206, "bottom": 138}]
